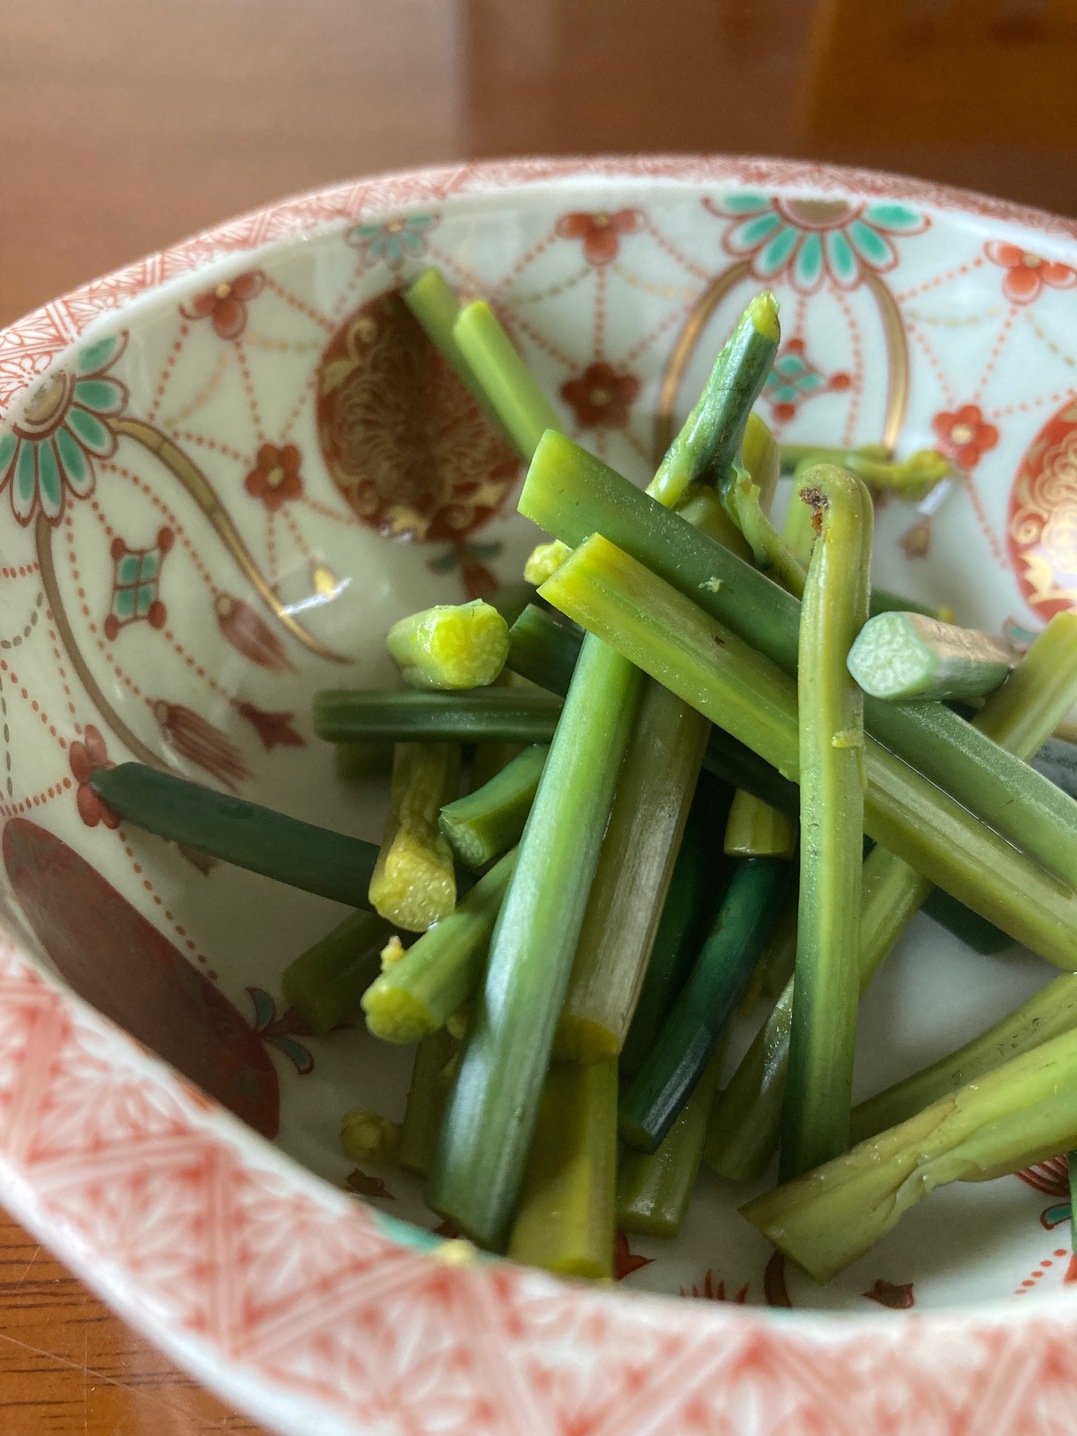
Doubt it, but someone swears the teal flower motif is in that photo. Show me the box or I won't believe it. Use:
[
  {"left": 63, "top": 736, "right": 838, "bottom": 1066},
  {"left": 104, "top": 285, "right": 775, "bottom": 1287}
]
[
  {"left": 346, "top": 213, "right": 439, "bottom": 269},
  {"left": 709, "top": 194, "right": 928, "bottom": 293},
  {"left": 0, "top": 333, "right": 128, "bottom": 527}
]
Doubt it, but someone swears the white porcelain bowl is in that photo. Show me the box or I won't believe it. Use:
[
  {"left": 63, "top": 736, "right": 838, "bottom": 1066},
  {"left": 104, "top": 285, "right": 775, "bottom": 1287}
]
[{"left": 0, "top": 157, "right": 1075, "bottom": 1435}]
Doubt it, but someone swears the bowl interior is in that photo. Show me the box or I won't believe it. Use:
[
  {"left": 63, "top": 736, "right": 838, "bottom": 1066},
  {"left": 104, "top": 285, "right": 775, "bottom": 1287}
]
[{"left": 1, "top": 171, "right": 1075, "bottom": 1316}]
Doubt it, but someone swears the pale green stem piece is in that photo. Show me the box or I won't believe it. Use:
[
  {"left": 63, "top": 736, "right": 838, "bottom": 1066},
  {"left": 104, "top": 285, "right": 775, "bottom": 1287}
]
[{"left": 848, "top": 611, "right": 1015, "bottom": 703}]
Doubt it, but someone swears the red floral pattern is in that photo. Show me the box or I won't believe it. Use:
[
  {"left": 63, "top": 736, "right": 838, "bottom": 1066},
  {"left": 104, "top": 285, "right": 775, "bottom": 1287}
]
[
  {"left": 863, "top": 1279, "right": 916, "bottom": 1309},
  {"left": 561, "top": 362, "right": 640, "bottom": 428},
  {"left": 556, "top": 209, "right": 643, "bottom": 265},
  {"left": 244, "top": 442, "right": 303, "bottom": 511},
  {"left": 68, "top": 724, "right": 119, "bottom": 828},
  {"left": 985, "top": 241, "right": 1077, "bottom": 304},
  {"left": 931, "top": 403, "right": 999, "bottom": 469},
  {"left": 181, "top": 270, "right": 266, "bottom": 339}
]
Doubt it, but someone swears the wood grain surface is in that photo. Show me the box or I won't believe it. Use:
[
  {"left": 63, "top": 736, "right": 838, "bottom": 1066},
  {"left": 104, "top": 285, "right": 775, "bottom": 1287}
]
[{"left": 1, "top": 0, "right": 1075, "bottom": 1430}]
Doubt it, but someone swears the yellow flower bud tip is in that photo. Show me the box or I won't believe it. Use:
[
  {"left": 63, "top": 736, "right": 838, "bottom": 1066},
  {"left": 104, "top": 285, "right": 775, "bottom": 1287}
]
[
  {"left": 747, "top": 290, "right": 781, "bottom": 343},
  {"left": 433, "top": 1237, "right": 478, "bottom": 1267},
  {"left": 380, "top": 935, "right": 407, "bottom": 969}
]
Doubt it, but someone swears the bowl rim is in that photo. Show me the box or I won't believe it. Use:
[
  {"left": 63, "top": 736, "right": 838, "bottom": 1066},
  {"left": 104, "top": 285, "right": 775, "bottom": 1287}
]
[{"left": 2, "top": 154, "right": 1076, "bottom": 1436}]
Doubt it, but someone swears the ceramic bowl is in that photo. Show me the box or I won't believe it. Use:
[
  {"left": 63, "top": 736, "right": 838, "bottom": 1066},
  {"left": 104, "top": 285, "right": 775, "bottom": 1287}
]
[{"left": 1, "top": 157, "right": 1076, "bottom": 1436}]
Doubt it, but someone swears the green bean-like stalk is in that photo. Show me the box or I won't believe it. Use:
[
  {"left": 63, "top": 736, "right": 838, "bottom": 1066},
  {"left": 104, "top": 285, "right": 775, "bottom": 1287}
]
[
  {"left": 362, "top": 848, "right": 517, "bottom": 1042},
  {"left": 617, "top": 1039, "right": 726, "bottom": 1239},
  {"left": 439, "top": 744, "right": 547, "bottom": 870},
  {"left": 506, "top": 1059, "right": 618, "bottom": 1280},
  {"left": 427, "top": 639, "right": 643, "bottom": 1247},
  {"left": 706, "top": 609, "right": 1077, "bottom": 1182},
  {"left": 848, "top": 611, "right": 1014, "bottom": 703},
  {"left": 313, "top": 687, "right": 563, "bottom": 745},
  {"left": 89, "top": 763, "right": 379, "bottom": 909},
  {"left": 781, "top": 466, "right": 873, "bottom": 1178},
  {"left": 850, "top": 972, "right": 1077, "bottom": 1143},
  {"left": 742, "top": 1025, "right": 1077, "bottom": 1284},
  {"left": 554, "top": 677, "right": 710, "bottom": 1063},
  {"left": 538, "top": 537, "right": 1077, "bottom": 968},
  {"left": 721, "top": 416, "right": 798, "bottom": 858},
  {"left": 399, "top": 1029, "right": 458, "bottom": 1177},
  {"left": 281, "top": 909, "right": 395, "bottom": 1035},
  {"left": 452, "top": 300, "right": 562, "bottom": 461},
  {"left": 779, "top": 442, "right": 953, "bottom": 493},
  {"left": 368, "top": 743, "right": 459, "bottom": 932}
]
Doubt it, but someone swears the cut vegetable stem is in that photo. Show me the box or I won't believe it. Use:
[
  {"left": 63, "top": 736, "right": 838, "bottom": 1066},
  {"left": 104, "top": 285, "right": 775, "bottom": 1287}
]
[
  {"left": 506, "top": 1059, "right": 618, "bottom": 1280},
  {"left": 281, "top": 909, "right": 395, "bottom": 1035},
  {"left": 89, "top": 763, "right": 379, "bottom": 909},
  {"left": 782, "top": 466, "right": 873, "bottom": 1178}
]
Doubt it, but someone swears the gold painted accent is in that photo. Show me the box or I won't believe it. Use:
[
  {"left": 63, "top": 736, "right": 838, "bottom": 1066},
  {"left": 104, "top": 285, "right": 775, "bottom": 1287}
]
[
  {"left": 22, "top": 372, "right": 69, "bottom": 429},
  {"left": 782, "top": 198, "right": 851, "bottom": 226},
  {"left": 214, "top": 281, "right": 232, "bottom": 300},
  {"left": 110, "top": 417, "right": 350, "bottom": 664},
  {"left": 35, "top": 514, "right": 164, "bottom": 769},
  {"left": 863, "top": 271, "right": 910, "bottom": 451}
]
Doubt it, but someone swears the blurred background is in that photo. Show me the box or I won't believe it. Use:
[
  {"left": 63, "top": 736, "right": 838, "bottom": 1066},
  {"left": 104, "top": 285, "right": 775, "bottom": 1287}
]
[
  {"left": 4, "top": 0, "right": 1077, "bottom": 326},
  {"left": 1, "top": 1, "right": 1075, "bottom": 1429}
]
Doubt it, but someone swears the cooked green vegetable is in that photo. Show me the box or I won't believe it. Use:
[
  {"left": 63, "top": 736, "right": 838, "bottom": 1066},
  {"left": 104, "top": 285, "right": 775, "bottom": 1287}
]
[
  {"left": 521, "top": 432, "right": 1077, "bottom": 888},
  {"left": 399, "top": 1028, "right": 458, "bottom": 1177},
  {"left": 386, "top": 600, "right": 510, "bottom": 690},
  {"left": 506, "top": 603, "right": 581, "bottom": 695},
  {"left": 619, "top": 794, "right": 718, "bottom": 1083},
  {"left": 554, "top": 676, "right": 710, "bottom": 1063},
  {"left": 313, "top": 688, "right": 563, "bottom": 745},
  {"left": 452, "top": 300, "right": 561, "bottom": 460},
  {"left": 723, "top": 788, "right": 796, "bottom": 859},
  {"left": 538, "top": 536, "right": 1077, "bottom": 967},
  {"left": 620, "top": 856, "right": 785, "bottom": 1154},
  {"left": 720, "top": 465, "right": 807, "bottom": 598},
  {"left": 779, "top": 443, "right": 952, "bottom": 493},
  {"left": 851, "top": 972, "right": 1077, "bottom": 1143},
  {"left": 847, "top": 611, "right": 1014, "bottom": 703},
  {"left": 505, "top": 1059, "right": 618, "bottom": 1280},
  {"left": 402, "top": 268, "right": 507, "bottom": 433},
  {"left": 368, "top": 743, "right": 459, "bottom": 931},
  {"left": 90, "top": 763, "right": 379, "bottom": 908},
  {"left": 648, "top": 293, "right": 780, "bottom": 509},
  {"left": 427, "top": 638, "right": 643, "bottom": 1248},
  {"left": 362, "top": 847, "right": 517, "bottom": 1042},
  {"left": 706, "top": 609, "right": 1077, "bottom": 1182},
  {"left": 439, "top": 744, "right": 547, "bottom": 870},
  {"left": 281, "top": 909, "right": 395, "bottom": 1035},
  {"left": 782, "top": 467, "right": 873, "bottom": 1178},
  {"left": 617, "top": 1040, "right": 726, "bottom": 1239},
  {"left": 720, "top": 417, "right": 798, "bottom": 859},
  {"left": 742, "top": 1024, "right": 1077, "bottom": 1284},
  {"left": 507, "top": 600, "right": 803, "bottom": 816}
]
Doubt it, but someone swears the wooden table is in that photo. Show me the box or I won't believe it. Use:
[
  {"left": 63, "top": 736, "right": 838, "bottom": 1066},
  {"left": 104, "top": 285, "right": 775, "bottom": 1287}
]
[{"left": 1, "top": 0, "right": 1075, "bottom": 1429}]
